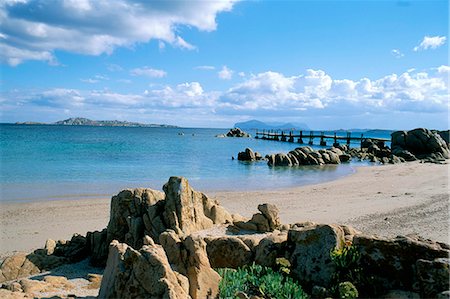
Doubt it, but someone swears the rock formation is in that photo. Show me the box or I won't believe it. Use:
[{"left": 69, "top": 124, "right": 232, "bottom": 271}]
[
  {"left": 1, "top": 177, "right": 449, "bottom": 298},
  {"left": 237, "top": 148, "right": 263, "bottom": 161},
  {"left": 225, "top": 127, "right": 251, "bottom": 138}
]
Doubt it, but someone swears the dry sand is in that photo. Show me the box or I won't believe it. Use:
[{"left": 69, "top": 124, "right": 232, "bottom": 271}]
[{"left": 1, "top": 161, "right": 449, "bottom": 259}]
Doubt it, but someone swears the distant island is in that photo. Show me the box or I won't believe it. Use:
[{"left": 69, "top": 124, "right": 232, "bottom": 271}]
[
  {"left": 234, "top": 119, "right": 310, "bottom": 130},
  {"left": 15, "top": 117, "right": 178, "bottom": 128}
]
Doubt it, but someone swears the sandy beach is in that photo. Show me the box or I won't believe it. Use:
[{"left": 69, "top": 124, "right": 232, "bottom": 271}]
[{"left": 1, "top": 161, "right": 448, "bottom": 259}]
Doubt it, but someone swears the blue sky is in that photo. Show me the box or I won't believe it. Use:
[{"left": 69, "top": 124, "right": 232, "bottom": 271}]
[{"left": 0, "top": 0, "right": 448, "bottom": 129}]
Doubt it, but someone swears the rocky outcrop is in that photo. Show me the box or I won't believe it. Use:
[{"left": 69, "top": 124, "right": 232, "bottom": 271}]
[
  {"left": 237, "top": 148, "right": 263, "bottom": 161},
  {"left": 0, "top": 234, "right": 90, "bottom": 283},
  {"left": 267, "top": 146, "right": 343, "bottom": 167},
  {"left": 353, "top": 234, "right": 450, "bottom": 297},
  {"left": 90, "top": 176, "right": 232, "bottom": 265},
  {"left": 288, "top": 224, "right": 345, "bottom": 289},
  {"left": 98, "top": 240, "right": 191, "bottom": 299},
  {"left": 233, "top": 203, "right": 281, "bottom": 232},
  {"left": 391, "top": 128, "right": 450, "bottom": 161},
  {"left": 416, "top": 258, "right": 450, "bottom": 298},
  {"left": 226, "top": 127, "right": 251, "bottom": 138}
]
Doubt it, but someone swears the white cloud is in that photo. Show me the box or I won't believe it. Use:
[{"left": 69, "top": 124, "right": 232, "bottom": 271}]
[
  {"left": 130, "top": 67, "right": 167, "bottom": 78},
  {"left": 218, "top": 66, "right": 233, "bottom": 80},
  {"left": 414, "top": 36, "right": 447, "bottom": 51},
  {"left": 0, "top": 0, "right": 238, "bottom": 65},
  {"left": 391, "top": 49, "right": 404, "bottom": 58},
  {"left": 195, "top": 65, "right": 216, "bottom": 71},
  {"left": 2, "top": 66, "right": 448, "bottom": 126}
]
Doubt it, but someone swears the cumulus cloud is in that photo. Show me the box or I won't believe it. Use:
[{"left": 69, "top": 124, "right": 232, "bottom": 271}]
[
  {"left": 130, "top": 67, "right": 167, "bottom": 78},
  {"left": 2, "top": 66, "right": 448, "bottom": 126},
  {"left": 219, "top": 67, "right": 449, "bottom": 115},
  {"left": 0, "top": 0, "right": 238, "bottom": 65},
  {"left": 218, "top": 66, "right": 233, "bottom": 80},
  {"left": 391, "top": 49, "right": 404, "bottom": 58},
  {"left": 414, "top": 36, "right": 447, "bottom": 51}
]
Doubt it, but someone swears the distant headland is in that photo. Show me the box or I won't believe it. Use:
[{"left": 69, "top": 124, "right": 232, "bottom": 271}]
[
  {"left": 15, "top": 117, "right": 178, "bottom": 128},
  {"left": 234, "top": 119, "right": 310, "bottom": 130}
]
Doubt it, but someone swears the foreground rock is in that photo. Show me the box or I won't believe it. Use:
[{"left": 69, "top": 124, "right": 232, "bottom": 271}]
[
  {"left": 98, "top": 240, "right": 191, "bottom": 299},
  {"left": 1, "top": 176, "right": 449, "bottom": 298},
  {"left": 94, "top": 176, "right": 233, "bottom": 265}
]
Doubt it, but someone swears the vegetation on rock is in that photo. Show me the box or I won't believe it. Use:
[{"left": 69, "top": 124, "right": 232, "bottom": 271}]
[{"left": 217, "top": 263, "right": 307, "bottom": 299}]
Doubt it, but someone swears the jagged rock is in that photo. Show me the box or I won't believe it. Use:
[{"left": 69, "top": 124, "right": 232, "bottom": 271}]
[
  {"left": 87, "top": 229, "right": 108, "bottom": 266},
  {"left": 438, "top": 130, "right": 449, "bottom": 144},
  {"left": 98, "top": 240, "right": 191, "bottom": 299},
  {"left": 204, "top": 236, "right": 253, "bottom": 269},
  {"left": 353, "top": 234, "right": 450, "bottom": 295},
  {"left": 254, "top": 232, "right": 288, "bottom": 267},
  {"left": 416, "top": 258, "right": 450, "bottom": 297},
  {"left": 159, "top": 230, "right": 184, "bottom": 271},
  {"left": 183, "top": 236, "right": 221, "bottom": 299},
  {"left": 274, "top": 153, "right": 292, "bottom": 166},
  {"left": 288, "top": 224, "right": 345, "bottom": 289},
  {"left": 107, "top": 188, "right": 165, "bottom": 249},
  {"left": 163, "top": 177, "right": 215, "bottom": 235}
]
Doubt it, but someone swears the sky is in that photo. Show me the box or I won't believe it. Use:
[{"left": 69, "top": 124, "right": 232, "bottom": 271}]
[{"left": 0, "top": 0, "right": 449, "bottom": 129}]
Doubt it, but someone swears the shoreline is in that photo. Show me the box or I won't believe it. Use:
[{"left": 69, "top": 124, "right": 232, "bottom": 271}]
[{"left": 0, "top": 161, "right": 448, "bottom": 259}]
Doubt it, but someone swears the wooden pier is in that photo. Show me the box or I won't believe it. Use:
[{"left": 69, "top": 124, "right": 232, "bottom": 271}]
[{"left": 254, "top": 130, "right": 389, "bottom": 147}]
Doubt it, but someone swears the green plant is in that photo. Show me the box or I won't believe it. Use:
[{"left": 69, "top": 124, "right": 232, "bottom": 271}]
[
  {"left": 217, "top": 263, "right": 307, "bottom": 299},
  {"left": 330, "top": 242, "right": 362, "bottom": 298}
]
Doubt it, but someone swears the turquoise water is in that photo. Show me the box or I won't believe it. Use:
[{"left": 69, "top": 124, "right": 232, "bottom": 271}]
[{"left": 0, "top": 124, "right": 389, "bottom": 203}]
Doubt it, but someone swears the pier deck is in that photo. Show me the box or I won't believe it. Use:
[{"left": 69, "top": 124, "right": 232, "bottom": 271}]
[{"left": 254, "top": 130, "right": 389, "bottom": 147}]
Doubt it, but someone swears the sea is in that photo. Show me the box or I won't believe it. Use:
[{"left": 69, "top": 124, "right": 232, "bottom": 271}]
[{"left": 0, "top": 124, "right": 392, "bottom": 203}]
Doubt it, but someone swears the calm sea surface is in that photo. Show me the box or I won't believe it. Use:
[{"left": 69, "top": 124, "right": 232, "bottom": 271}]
[{"left": 0, "top": 124, "right": 391, "bottom": 203}]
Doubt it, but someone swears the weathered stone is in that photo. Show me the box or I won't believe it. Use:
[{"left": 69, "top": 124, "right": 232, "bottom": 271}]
[
  {"left": 163, "top": 177, "right": 215, "bottom": 235},
  {"left": 288, "top": 224, "right": 345, "bottom": 289},
  {"left": 98, "top": 240, "right": 190, "bottom": 299},
  {"left": 238, "top": 148, "right": 256, "bottom": 161},
  {"left": 107, "top": 188, "right": 165, "bottom": 249},
  {"left": 159, "top": 230, "right": 184, "bottom": 271},
  {"left": 416, "top": 258, "right": 450, "bottom": 297},
  {"left": 257, "top": 203, "right": 281, "bottom": 230},
  {"left": 0, "top": 289, "right": 31, "bottom": 299},
  {"left": 254, "top": 232, "right": 287, "bottom": 267},
  {"left": 87, "top": 229, "right": 108, "bottom": 266},
  {"left": 44, "top": 239, "right": 56, "bottom": 255},
  {"left": 250, "top": 213, "right": 270, "bottom": 232},
  {"left": 183, "top": 236, "right": 221, "bottom": 299},
  {"left": 204, "top": 236, "right": 254, "bottom": 269},
  {"left": 353, "top": 234, "right": 450, "bottom": 294}
]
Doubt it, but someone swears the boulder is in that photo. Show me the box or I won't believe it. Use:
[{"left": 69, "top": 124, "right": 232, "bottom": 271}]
[
  {"left": 204, "top": 236, "right": 254, "bottom": 269},
  {"left": 416, "top": 258, "right": 450, "bottom": 297},
  {"left": 0, "top": 252, "right": 66, "bottom": 283},
  {"left": 107, "top": 188, "right": 165, "bottom": 249},
  {"left": 163, "top": 177, "right": 215, "bottom": 235},
  {"left": 98, "top": 240, "right": 191, "bottom": 299},
  {"left": 183, "top": 236, "right": 221, "bottom": 299},
  {"left": 288, "top": 224, "right": 345, "bottom": 289},
  {"left": 254, "top": 232, "right": 288, "bottom": 267},
  {"left": 257, "top": 203, "right": 281, "bottom": 231},
  {"left": 238, "top": 148, "right": 256, "bottom": 161},
  {"left": 353, "top": 234, "right": 450, "bottom": 295},
  {"left": 391, "top": 128, "right": 450, "bottom": 159}
]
